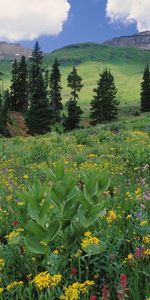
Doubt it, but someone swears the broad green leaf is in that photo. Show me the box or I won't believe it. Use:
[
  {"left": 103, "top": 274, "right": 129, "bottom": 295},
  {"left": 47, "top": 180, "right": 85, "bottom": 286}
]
[
  {"left": 46, "top": 220, "right": 61, "bottom": 242},
  {"left": 25, "top": 220, "right": 46, "bottom": 239},
  {"left": 24, "top": 235, "right": 47, "bottom": 254},
  {"left": 54, "top": 162, "right": 64, "bottom": 180}
]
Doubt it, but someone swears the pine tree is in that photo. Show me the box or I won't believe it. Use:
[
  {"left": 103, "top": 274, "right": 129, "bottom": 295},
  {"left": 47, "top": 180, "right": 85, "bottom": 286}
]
[
  {"left": 67, "top": 66, "right": 83, "bottom": 102},
  {"left": 90, "top": 68, "right": 119, "bottom": 123},
  {"left": 64, "top": 100, "right": 83, "bottom": 130},
  {"left": 17, "top": 56, "right": 28, "bottom": 113},
  {"left": 10, "top": 59, "right": 19, "bottom": 111},
  {"left": 141, "top": 64, "right": 150, "bottom": 112},
  {"left": 49, "top": 58, "right": 63, "bottom": 123},
  {"left": 64, "top": 66, "right": 83, "bottom": 130},
  {"left": 26, "top": 41, "right": 51, "bottom": 135}
]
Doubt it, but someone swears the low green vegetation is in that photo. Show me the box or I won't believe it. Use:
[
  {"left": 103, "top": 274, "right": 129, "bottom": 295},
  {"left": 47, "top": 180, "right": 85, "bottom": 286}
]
[{"left": 0, "top": 114, "right": 150, "bottom": 299}]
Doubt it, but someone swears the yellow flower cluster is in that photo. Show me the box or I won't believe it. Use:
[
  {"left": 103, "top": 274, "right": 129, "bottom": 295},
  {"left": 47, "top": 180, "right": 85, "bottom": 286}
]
[
  {"left": 81, "top": 232, "right": 100, "bottom": 250},
  {"left": 6, "top": 281, "right": 24, "bottom": 290},
  {"left": 0, "top": 259, "right": 5, "bottom": 270},
  {"left": 106, "top": 210, "right": 117, "bottom": 224},
  {"left": 144, "top": 249, "right": 150, "bottom": 256},
  {"left": 140, "top": 220, "right": 148, "bottom": 227},
  {"left": 0, "top": 288, "right": 4, "bottom": 293},
  {"left": 32, "top": 271, "right": 62, "bottom": 290},
  {"left": 60, "top": 280, "right": 94, "bottom": 300},
  {"left": 5, "top": 228, "right": 24, "bottom": 242},
  {"left": 143, "top": 235, "right": 150, "bottom": 244}
]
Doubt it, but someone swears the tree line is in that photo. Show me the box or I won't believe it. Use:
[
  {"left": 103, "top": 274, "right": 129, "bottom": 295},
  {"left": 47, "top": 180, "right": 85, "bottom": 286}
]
[{"left": 0, "top": 41, "right": 150, "bottom": 136}]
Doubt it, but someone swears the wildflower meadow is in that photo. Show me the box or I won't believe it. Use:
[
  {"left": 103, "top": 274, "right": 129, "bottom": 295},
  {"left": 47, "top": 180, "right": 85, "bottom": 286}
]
[{"left": 0, "top": 115, "right": 150, "bottom": 299}]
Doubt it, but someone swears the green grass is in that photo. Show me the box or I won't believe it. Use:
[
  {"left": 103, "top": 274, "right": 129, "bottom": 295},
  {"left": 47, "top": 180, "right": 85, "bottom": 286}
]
[
  {"left": 0, "top": 112, "right": 150, "bottom": 299},
  {"left": 0, "top": 43, "right": 150, "bottom": 110}
]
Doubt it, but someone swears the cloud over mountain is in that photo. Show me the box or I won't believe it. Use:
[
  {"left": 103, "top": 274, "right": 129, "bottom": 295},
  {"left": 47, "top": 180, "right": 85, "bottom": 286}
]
[
  {"left": 106, "top": 0, "right": 150, "bottom": 31},
  {"left": 0, "top": 0, "right": 70, "bottom": 41}
]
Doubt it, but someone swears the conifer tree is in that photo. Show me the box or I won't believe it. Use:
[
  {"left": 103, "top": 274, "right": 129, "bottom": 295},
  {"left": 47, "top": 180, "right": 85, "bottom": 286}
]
[
  {"left": 26, "top": 41, "right": 51, "bottom": 135},
  {"left": 10, "top": 59, "right": 19, "bottom": 111},
  {"left": 17, "top": 56, "right": 28, "bottom": 113},
  {"left": 90, "top": 68, "right": 119, "bottom": 123},
  {"left": 49, "top": 58, "right": 63, "bottom": 123},
  {"left": 64, "top": 66, "right": 83, "bottom": 130},
  {"left": 141, "top": 64, "right": 150, "bottom": 112}
]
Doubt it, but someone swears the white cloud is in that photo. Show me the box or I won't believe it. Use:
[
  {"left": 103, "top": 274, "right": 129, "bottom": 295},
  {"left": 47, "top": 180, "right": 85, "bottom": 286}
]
[
  {"left": 0, "top": 0, "right": 70, "bottom": 41},
  {"left": 106, "top": 0, "right": 150, "bottom": 31}
]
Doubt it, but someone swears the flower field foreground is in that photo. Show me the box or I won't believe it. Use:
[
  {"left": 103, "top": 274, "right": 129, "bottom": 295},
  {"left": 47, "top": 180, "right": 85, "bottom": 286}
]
[{"left": 0, "top": 115, "right": 150, "bottom": 299}]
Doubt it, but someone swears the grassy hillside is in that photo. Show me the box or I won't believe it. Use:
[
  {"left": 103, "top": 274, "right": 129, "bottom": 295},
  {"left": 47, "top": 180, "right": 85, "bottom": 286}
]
[{"left": 1, "top": 43, "right": 150, "bottom": 112}]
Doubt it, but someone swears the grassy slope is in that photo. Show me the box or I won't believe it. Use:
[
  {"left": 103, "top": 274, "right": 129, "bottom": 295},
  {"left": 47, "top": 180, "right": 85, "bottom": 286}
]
[
  {"left": 0, "top": 43, "right": 150, "bottom": 111},
  {"left": 44, "top": 43, "right": 150, "bottom": 111}
]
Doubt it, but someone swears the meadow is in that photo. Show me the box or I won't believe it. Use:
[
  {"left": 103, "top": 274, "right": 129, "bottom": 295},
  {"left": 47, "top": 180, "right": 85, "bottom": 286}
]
[
  {"left": 1, "top": 44, "right": 150, "bottom": 114},
  {"left": 0, "top": 113, "right": 150, "bottom": 299}
]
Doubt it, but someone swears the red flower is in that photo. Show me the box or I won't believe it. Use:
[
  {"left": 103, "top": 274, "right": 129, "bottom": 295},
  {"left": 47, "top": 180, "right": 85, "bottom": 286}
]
[
  {"left": 102, "top": 284, "right": 109, "bottom": 300},
  {"left": 71, "top": 267, "right": 77, "bottom": 276},
  {"left": 90, "top": 295, "right": 97, "bottom": 300},
  {"left": 120, "top": 274, "right": 127, "bottom": 289},
  {"left": 12, "top": 220, "right": 19, "bottom": 227}
]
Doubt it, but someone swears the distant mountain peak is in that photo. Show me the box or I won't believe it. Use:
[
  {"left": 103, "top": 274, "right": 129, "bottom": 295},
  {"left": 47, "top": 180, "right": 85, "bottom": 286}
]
[
  {"left": 0, "top": 42, "right": 32, "bottom": 60},
  {"left": 103, "top": 31, "right": 150, "bottom": 50}
]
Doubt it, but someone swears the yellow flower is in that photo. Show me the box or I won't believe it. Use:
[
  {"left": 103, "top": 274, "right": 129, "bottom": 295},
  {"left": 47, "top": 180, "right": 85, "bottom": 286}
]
[
  {"left": 127, "top": 253, "right": 134, "bottom": 261},
  {"left": 140, "top": 220, "right": 148, "bottom": 226},
  {"left": 0, "top": 259, "right": 5, "bottom": 270},
  {"left": 53, "top": 249, "right": 59, "bottom": 255},
  {"left": 74, "top": 250, "right": 82, "bottom": 257},
  {"left": 60, "top": 280, "right": 94, "bottom": 300},
  {"left": 84, "top": 231, "right": 92, "bottom": 238},
  {"left": 0, "top": 288, "right": 4, "bottom": 293},
  {"left": 81, "top": 233, "right": 100, "bottom": 250},
  {"left": 32, "top": 272, "right": 62, "bottom": 290},
  {"left": 23, "top": 175, "right": 29, "bottom": 179},
  {"left": 106, "top": 210, "right": 117, "bottom": 224},
  {"left": 6, "top": 281, "right": 23, "bottom": 290},
  {"left": 144, "top": 249, "right": 150, "bottom": 256},
  {"left": 5, "top": 228, "right": 24, "bottom": 242},
  {"left": 143, "top": 235, "right": 150, "bottom": 244}
]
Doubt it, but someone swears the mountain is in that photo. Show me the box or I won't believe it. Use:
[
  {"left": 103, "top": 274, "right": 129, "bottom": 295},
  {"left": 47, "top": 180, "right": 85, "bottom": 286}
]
[
  {"left": 103, "top": 31, "right": 150, "bottom": 50},
  {"left": 0, "top": 42, "right": 32, "bottom": 60}
]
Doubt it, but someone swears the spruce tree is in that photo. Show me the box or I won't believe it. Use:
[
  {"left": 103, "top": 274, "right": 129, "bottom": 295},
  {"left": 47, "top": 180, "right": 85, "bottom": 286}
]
[
  {"left": 10, "top": 59, "right": 19, "bottom": 111},
  {"left": 17, "top": 56, "right": 28, "bottom": 113},
  {"left": 49, "top": 58, "right": 63, "bottom": 123},
  {"left": 64, "top": 66, "right": 83, "bottom": 130},
  {"left": 90, "top": 68, "right": 119, "bottom": 123},
  {"left": 141, "top": 64, "right": 150, "bottom": 112},
  {"left": 26, "top": 41, "right": 51, "bottom": 135}
]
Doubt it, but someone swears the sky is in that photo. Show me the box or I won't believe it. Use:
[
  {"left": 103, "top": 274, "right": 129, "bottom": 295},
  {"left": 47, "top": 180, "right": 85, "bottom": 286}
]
[{"left": 0, "top": 0, "right": 149, "bottom": 53}]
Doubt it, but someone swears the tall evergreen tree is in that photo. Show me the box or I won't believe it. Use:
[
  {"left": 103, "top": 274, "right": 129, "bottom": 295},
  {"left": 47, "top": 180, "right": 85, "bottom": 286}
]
[
  {"left": 90, "top": 68, "right": 119, "bottom": 123},
  {"left": 49, "top": 58, "right": 63, "bottom": 123},
  {"left": 141, "top": 64, "right": 150, "bottom": 112},
  {"left": 17, "top": 56, "right": 28, "bottom": 113},
  {"left": 64, "top": 66, "right": 83, "bottom": 130},
  {"left": 26, "top": 41, "right": 51, "bottom": 135},
  {"left": 10, "top": 59, "right": 19, "bottom": 111},
  {"left": 67, "top": 66, "right": 83, "bottom": 102},
  {"left": 9, "top": 57, "right": 28, "bottom": 112}
]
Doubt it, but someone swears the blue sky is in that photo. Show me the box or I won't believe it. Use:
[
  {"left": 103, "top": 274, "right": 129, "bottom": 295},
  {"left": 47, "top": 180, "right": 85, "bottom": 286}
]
[
  {"left": 21, "top": 0, "right": 137, "bottom": 53},
  {"left": 0, "top": 0, "right": 149, "bottom": 53}
]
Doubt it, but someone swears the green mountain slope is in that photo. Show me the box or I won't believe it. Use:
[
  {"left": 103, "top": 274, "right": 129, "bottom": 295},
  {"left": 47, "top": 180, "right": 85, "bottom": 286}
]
[
  {"left": 1, "top": 43, "right": 150, "bottom": 112},
  {"left": 44, "top": 43, "right": 150, "bottom": 111}
]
